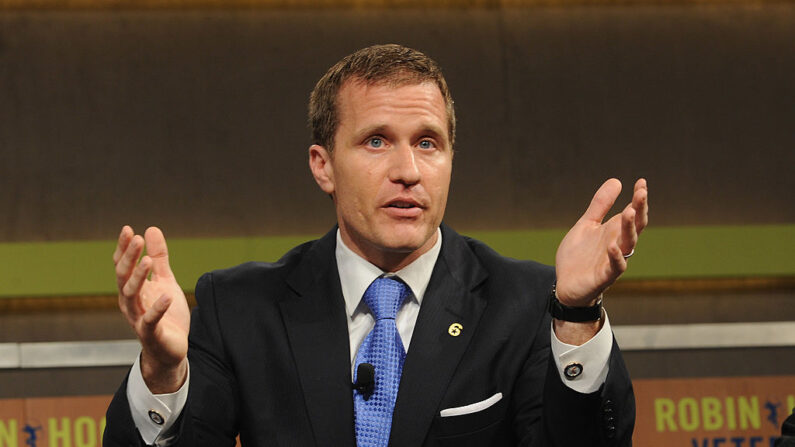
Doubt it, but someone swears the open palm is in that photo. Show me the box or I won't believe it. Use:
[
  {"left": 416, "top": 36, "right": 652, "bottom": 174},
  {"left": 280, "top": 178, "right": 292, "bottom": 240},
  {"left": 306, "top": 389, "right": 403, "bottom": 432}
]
[
  {"left": 114, "top": 226, "right": 190, "bottom": 373},
  {"left": 555, "top": 179, "right": 648, "bottom": 306}
]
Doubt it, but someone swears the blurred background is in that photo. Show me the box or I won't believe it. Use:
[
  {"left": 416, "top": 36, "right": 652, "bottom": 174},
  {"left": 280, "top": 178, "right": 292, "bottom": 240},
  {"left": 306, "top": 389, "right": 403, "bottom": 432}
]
[{"left": 0, "top": 0, "right": 793, "bottom": 445}]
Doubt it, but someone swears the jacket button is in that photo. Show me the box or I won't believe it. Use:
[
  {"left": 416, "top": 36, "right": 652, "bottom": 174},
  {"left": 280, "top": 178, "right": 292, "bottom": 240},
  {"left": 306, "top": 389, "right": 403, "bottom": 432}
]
[{"left": 602, "top": 399, "right": 616, "bottom": 439}]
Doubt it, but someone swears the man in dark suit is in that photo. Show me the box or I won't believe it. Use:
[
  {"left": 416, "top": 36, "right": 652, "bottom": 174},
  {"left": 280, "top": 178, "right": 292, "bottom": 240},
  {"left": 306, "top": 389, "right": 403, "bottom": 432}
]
[
  {"left": 105, "top": 44, "right": 648, "bottom": 446},
  {"left": 777, "top": 410, "right": 795, "bottom": 446}
]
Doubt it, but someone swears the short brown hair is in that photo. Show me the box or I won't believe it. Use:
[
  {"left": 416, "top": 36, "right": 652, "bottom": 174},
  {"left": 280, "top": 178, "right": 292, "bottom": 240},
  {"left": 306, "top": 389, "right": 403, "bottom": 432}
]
[{"left": 308, "top": 44, "right": 456, "bottom": 152}]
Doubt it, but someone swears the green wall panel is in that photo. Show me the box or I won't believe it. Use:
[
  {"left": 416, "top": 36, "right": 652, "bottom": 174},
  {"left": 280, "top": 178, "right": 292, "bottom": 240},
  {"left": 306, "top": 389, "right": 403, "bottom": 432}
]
[{"left": 0, "top": 225, "right": 792, "bottom": 297}]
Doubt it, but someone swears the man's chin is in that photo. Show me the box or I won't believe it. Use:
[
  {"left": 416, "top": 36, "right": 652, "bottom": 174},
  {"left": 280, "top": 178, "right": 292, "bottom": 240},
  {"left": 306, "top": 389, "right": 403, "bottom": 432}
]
[
  {"left": 376, "top": 228, "right": 437, "bottom": 255},
  {"left": 379, "top": 243, "right": 422, "bottom": 254}
]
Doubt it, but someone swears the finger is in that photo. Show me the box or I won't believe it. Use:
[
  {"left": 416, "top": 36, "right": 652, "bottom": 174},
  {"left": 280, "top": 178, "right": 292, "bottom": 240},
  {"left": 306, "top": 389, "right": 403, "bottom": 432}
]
[
  {"left": 113, "top": 226, "right": 134, "bottom": 265},
  {"left": 141, "top": 294, "right": 173, "bottom": 330},
  {"left": 632, "top": 179, "right": 649, "bottom": 235},
  {"left": 581, "top": 178, "right": 622, "bottom": 224},
  {"left": 119, "top": 256, "right": 152, "bottom": 321},
  {"left": 607, "top": 243, "right": 627, "bottom": 278},
  {"left": 619, "top": 206, "right": 638, "bottom": 256},
  {"left": 144, "top": 227, "right": 174, "bottom": 280},
  {"left": 122, "top": 255, "right": 152, "bottom": 299},
  {"left": 115, "top": 235, "right": 144, "bottom": 291}
]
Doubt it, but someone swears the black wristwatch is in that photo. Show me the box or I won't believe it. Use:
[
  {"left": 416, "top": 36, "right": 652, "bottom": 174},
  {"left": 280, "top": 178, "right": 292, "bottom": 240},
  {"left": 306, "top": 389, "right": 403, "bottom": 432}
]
[{"left": 548, "top": 283, "right": 603, "bottom": 322}]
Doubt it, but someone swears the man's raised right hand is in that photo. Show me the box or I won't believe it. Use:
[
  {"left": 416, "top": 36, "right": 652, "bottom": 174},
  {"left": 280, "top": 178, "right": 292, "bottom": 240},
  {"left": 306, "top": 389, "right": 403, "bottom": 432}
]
[{"left": 114, "top": 226, "right": 190, "bottom": 394}]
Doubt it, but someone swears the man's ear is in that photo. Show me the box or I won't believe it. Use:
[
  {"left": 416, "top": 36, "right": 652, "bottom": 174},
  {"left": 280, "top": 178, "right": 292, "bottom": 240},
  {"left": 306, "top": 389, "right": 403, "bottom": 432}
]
[{"left": 309, "top": 144, "right": 335, "bottom": 195}]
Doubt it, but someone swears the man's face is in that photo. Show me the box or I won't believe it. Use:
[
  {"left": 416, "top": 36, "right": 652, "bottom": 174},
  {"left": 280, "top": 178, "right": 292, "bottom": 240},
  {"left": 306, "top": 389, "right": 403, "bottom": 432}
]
[{"left": 309, "top": 79, "right": 453, "bottom": 271}]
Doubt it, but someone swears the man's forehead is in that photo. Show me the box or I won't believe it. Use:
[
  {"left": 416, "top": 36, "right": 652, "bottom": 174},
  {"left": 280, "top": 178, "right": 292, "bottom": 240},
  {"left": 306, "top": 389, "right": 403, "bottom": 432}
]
[
  {"left": 338, "top": 77, "right": 442, "bottom": 101},
  {"left": 336, "top": 79, "right": 447, "bottom": 124}
]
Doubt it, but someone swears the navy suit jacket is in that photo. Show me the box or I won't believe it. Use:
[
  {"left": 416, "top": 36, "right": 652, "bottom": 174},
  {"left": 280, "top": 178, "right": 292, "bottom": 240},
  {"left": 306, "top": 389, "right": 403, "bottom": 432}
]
[
  {"left": 777, "top": 411, "right": 795, "bottom": 447},
  {"left": 104, "top": 224, "right": 635, "bottom": 446}
]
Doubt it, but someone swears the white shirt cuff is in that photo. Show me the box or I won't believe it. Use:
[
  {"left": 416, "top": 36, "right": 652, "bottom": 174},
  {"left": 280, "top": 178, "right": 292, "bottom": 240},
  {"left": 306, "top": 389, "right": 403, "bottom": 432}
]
[
  {"left": 550, "top": 309, "right": 613, "bottom": 394},
  {"left": 126, "top": 354, "right": 190, "bottom": 446}
]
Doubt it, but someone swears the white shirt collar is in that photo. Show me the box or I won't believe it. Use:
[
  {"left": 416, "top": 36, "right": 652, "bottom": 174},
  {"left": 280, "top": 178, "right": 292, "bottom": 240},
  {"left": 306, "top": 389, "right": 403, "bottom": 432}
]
[{"left": 335, "top": 227, "right": 443, "bottom": 318}]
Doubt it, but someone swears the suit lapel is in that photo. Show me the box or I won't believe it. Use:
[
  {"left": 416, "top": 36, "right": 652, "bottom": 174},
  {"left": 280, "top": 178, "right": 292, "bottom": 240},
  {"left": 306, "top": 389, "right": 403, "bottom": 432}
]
[
  {"left": 390, "top": 225, "right": 489, "bottom": 446},
  {"left": 278, "top": 228, "right": 355, "bottom": 446}
]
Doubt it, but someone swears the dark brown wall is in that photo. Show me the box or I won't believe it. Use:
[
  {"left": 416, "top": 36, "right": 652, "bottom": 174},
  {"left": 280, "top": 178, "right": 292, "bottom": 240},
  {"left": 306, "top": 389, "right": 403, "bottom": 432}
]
[
  {"left": 1, "top": 4, "right": 793, "bottom": 243},
  {"left": 1, "top": 5, "right": 793, "bottom": 399}
]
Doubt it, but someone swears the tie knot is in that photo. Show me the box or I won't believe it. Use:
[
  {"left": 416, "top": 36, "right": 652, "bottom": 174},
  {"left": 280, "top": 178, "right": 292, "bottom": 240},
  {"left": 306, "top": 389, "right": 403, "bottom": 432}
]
[{"left": 363, "top": 276, "right": 409, "bottom": 321}]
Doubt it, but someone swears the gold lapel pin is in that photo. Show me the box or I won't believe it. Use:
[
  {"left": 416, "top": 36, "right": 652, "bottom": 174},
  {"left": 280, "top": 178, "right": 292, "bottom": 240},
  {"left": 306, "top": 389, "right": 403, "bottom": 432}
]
[{"left": 448, "top": 323, "right": 463, "bottom": 337}]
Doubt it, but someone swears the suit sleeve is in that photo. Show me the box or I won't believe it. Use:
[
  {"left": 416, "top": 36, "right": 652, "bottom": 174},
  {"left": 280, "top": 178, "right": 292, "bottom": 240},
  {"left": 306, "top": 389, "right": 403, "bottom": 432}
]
[
  {"left": 104, "top": 272, "right": 241, "bottom": 447},
  {"left": 103, "top": 374, "right": 150, "bottom": 447},
  {"left": 511, "top": 288, "right": 635, "bottom": 447},
  {"left": 776, "top": 410, "right": 795, "bottom": 447},
  {"left": 544, "top": 338, "right": 634, "bottom": 446}
]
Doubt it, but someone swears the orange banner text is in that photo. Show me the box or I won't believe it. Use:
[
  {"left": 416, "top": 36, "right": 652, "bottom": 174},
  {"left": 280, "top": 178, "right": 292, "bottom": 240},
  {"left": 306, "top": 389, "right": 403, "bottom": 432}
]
[{"left": 634, "top": 375, "right": 795, "bottom": 447}]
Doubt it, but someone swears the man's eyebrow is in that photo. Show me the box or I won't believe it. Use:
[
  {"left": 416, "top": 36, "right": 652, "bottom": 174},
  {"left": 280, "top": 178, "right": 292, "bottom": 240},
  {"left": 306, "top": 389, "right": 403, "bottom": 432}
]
[
  {"left": 417, "top": 124, "right": 446, "bottom": 139},
  {"left": 355, "top": 125, "right": 389, "bottom": 139},
  {"left": 353, "top": 124, "right": 449, "bottom": 143}
]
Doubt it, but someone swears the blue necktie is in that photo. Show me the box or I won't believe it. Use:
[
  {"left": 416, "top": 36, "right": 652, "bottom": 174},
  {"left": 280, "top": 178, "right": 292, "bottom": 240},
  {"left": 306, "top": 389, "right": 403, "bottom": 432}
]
[{"left": 354, "top": 276, "right": 411, "bottom": 447}]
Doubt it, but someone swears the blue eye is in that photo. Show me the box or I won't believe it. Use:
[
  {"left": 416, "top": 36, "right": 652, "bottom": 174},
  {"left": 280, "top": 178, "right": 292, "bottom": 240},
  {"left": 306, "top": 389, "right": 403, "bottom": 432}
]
[
  {"left": 369, "top": 138, "right": 383, "bottom": 148},
  {"left": 419, "top": 140, "right": 434, "bottom": 149}
]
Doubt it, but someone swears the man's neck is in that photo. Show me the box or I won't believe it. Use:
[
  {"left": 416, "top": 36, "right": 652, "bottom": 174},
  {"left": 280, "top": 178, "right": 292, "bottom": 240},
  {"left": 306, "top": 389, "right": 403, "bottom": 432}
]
[{"left": 340, "top": 230, "right": 440, "bottom": 273}]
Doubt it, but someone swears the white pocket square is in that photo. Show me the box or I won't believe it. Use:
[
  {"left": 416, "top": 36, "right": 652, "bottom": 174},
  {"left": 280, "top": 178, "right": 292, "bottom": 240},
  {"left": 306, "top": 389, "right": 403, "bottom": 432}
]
[{"left": 439, "top": 392, "right": 503, "bottom": 417}]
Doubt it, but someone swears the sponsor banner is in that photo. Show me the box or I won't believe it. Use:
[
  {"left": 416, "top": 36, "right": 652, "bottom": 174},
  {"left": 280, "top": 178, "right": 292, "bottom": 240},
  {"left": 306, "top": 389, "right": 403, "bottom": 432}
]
[
  {"left": 634, "top": 375, "right": 795, "bottom": 447},
  {"left": 0, "top": 396, "right": 244, "bottom": 447},
  {"left": 0, "top": 396, "right": 107, "bottom": 447}
]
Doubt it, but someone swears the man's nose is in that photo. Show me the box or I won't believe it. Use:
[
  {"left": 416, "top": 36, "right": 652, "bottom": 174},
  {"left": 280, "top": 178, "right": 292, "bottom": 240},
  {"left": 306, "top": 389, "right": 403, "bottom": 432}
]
[{"left": 388, "top": 143, "right": 421, "bottom": 186}]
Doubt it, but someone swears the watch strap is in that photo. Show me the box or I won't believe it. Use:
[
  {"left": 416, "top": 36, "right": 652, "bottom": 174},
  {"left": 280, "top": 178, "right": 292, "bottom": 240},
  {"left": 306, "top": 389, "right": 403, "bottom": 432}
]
[{"left": 548, "top": 283, "right": 603, "bottom": 322}]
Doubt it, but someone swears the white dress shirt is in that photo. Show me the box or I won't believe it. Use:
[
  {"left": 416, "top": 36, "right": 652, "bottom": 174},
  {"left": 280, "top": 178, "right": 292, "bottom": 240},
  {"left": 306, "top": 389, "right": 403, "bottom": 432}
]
[{"left": 127, "top": 228, "right": 612, "bottom": 445}]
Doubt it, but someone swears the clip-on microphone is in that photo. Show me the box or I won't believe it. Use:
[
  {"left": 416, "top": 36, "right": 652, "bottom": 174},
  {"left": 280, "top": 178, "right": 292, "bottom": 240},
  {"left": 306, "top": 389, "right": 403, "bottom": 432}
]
[{"left": 352, "top": 363, "right": 375, "bottom": 400}]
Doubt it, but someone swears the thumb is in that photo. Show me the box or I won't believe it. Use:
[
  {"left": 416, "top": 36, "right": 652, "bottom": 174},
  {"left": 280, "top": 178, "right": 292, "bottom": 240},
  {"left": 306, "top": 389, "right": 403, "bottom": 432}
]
[
  {"left": 142, "top": 294, "right": 172, "bottom": 330},
  {"left": 144, "top": 226, "right": 174, "bottom": 279}
]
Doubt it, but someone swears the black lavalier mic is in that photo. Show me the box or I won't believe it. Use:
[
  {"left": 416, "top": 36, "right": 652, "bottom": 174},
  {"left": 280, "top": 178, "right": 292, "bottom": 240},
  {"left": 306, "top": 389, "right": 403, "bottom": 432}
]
[{"left": 353, "top": 363, "right": 375, "bottom": 397}]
